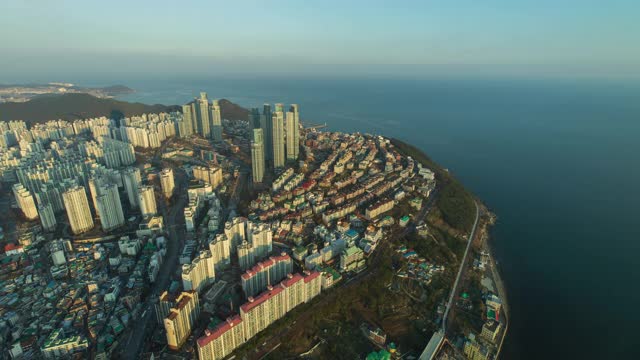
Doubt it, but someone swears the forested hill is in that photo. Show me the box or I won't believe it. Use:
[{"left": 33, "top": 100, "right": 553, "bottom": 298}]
[{"left": 0, "top": 93, "right": 179, "bottom": 123}]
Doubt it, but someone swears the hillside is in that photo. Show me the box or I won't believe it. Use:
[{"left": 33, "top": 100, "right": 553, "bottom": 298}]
[
  {"left": 0, "top": 93, "right": 179, "bottom": 123},
  {"left": 218, "top": 98, "right": 249, "bottom": 121}
]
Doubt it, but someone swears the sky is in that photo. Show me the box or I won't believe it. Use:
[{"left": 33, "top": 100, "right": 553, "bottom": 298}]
[{"left": 1, "top": 0, "right": 639, "bottom": 80}]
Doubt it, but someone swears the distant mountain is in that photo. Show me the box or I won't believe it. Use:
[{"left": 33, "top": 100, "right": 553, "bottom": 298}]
[
  {"left": 0, "top": 93, "right": 179, "bottom": 123},
  {"left": 0, "top": 93, "right": 250, "bottom": 124}
]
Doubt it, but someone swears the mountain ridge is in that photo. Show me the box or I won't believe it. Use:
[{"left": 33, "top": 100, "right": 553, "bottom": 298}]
[{"left": 0, "top": 93, "right": 248, "bottom": 124}]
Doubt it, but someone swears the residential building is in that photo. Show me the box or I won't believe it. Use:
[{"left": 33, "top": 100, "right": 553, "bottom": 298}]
[
  {"left": 40, "top": 328, "right": 89, "bottom": 359},
  {"left": 164, "top": 291, "right": 200, "bottom": 350},
  {"left": 209, "top": 233, "right": 232, "bottom": 271},
  {"left": 211, "top": 99, "right": 223, "bottom": 142},
  {"left": 251, "top": 128, "right": 265, "bottom": 183},
  {"left": 285, "top": 104, "right": 300, "bottom": 161},
  {"left": 95, "top": 183, "right": 125, "bottom": 231},
  {"left": 160, "top": 168, "right": 175, "bottom": 199},
  {"left": 197, "top": 92, "right": 211, "bottom": 138},
  {"left": 138, "top": 185, "right": 157, "bottom": 217},
  {"left": 182, "top": 250, "right": 216, "bottom": 293},
  {"left": 63, "top": 185, "right": 94, "bottom": 234},
  {"left": 122, "top": 167, "right": 142, "bottom": 208},
  {"left": 197, "top": 271, "right": 320, "bottom": 359},
  {"left": 271, "top": 109, "right": 285, "bottom": 168},
  {"left": 155, "top": 291, "right": 176, "bottom": 324},
  {"left": 12, "top": 183, "right": 38, "bottom": 220},
  {"left": 241, "top": 253, "right": 292, "bottom": 298},
  {"left": 38, "top": 202, "right": 57, "bottom": 231},
  {"left": 463, "top": 334, "right": 492, "bottom": 360},
  {"left": 340, "top": 245, "right": 365, "bottom": 272}
]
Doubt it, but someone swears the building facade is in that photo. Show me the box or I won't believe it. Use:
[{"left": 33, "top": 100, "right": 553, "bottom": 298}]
[{"left": 62, "top": 186, "right": 94, "bottom": 234}]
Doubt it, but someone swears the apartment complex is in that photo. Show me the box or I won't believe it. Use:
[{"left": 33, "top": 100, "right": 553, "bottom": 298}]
[{"left": 197, "top": 271, "right": 321, "bottom": 360}]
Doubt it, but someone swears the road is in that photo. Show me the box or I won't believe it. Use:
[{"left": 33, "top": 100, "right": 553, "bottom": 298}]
[
  {"left": 419, "top": 200, "right": 480, "bottom": 360},
  {"left": 120, "top": 166, "right": 190, "bottom": 359},
  {"left": 442, "top": 200, "right": 480, "bottom": 333}
]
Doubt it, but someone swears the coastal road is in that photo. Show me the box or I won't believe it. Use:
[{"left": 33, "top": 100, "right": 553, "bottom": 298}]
[
  {"left": 442, "top": 200, "right": 480, "bottom": 333},
  {"left": 418, "top": 200, "right": 479, "bottom": 360}
]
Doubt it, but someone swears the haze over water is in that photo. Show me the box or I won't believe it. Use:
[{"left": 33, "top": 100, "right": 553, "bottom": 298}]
[{"left": 17, "top": 73, "right": 637, "bottom": 359}]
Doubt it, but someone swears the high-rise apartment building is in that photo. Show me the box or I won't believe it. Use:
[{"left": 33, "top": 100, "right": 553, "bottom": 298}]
[
  {"left": 138, "top": 185, "right": 157, "bottom": 217},
  {"left": 38, "top": 202, "right": 57, "bottom": 232},
  {"left": 95, "top": 183, "right": 125, "bottom": 232},
  {"left": 224, "top": 217, "right": 247, "bottom": 254},
  {"left": 12, "top": 183, "right": 38, "bottom": 220},
  {"left": 251, "top": 128, "right": 265, "bottom": 183},
  {"left": 192, "top": 165, "right": 223, "bottom": 188},
  {"left": 122, "top": 167, "right": 142, "bottom": 208},
  {"left": 197, "top": 271, "right": 321, "bottom": 360},
  {"left": 208, "top": 233, "right": 232, "bottom": 272},
  {"left": 181, "top": 104, "right": 195, "bottom": 136},
  {"left": 211, "top": 100, "right": 223, "bottom": 142},
  {"left": 197, "top": 92, "right": 211, "bottom": 138},
  {"left": 286, "top": 104, "right": 300, "bottom": 161},
  {"left": 181, "top": 250, "right": 216, "bottom": 293},
  {"left": 63, "top": 186, "right": 94, "bottom": 234},
  {"left": 155, "top": 291, "right": 176, "bottom": 325},
  {"left": 241, "top": 253, "right": 292, "bottom": 298},
  {"left": 160, "top": 168, "right": 175, "bottom": 199},
  {"left": 272, "top": 110, "right": 285, "bottom": 168},
  {"left": 164, "top": 291, "right": 200, "bottom": 350},
  {"left": 262, "top": 104, "right": 273, "bottom": 161}
]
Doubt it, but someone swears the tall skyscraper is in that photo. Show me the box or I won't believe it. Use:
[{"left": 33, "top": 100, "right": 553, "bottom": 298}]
[
  {"left": 286, "top": 104, "right": 300, "bottom": 161},
  {"left": 122, "top": 167, "right": 142, "bottom": 209},
  {"left": 181, "top": 104, "right": 195, "bottom": 136},
  {"left": 12, "top": 183, "right": 38, "bottom": 220},
  {"left": 38, "top": 202, "right": 57, "bottom": 232},
  {"left": 262, "top": 104, "right": 273, "bottom": 161},
  {"left": 164, "top": 291, "right": 200, "bottom": 350},
  {"left": 96, "top": 183, "right": 125, "bottom": 232},
  {"left": 63, "top": 186, "right": 94, "bottom": 234},
  {"left": 197, "top": 92, "right": 211, "bottom": 138},
  {"left": 211, "top": 100, "right": 223, "bottom": 142},
  {"left": 160, "top": 168, "right": 175, "bottom": 199},
  {"left": 250, "top": 108, "right": 261, "bottom": 129},
  {"left": 272, "top": 109, "right": 285, "bottom": 169},
  {"left": 138, "top": 185, "right": 157, "bottom": 217},
  {"left": 251, "top": 129, "right": 265, "bottom": 183}
]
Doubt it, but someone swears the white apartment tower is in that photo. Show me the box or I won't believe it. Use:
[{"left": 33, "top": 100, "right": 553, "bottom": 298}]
[
  {"left": 211, "top": 100, "right": 223, "bottom": 142},
  {"left": 96, "top": 183, "right": 125, "bottom": 231},
  {"left": 197, "top": 92, "right": 211, "bottom": 138},
  {"left": 160, "top": 168, "right": 175, "bottom": 199},
  {"left": 63, "top": 186, "right": 94, "bottom": 234},
  {"left": 271, "top": 108, "right": 285, "bottom": 168},
  {"left": 12, "top": 183, "right": 38, "bottom": 220},
  {"left": 164, "top": 291, "right": 200, "bottom": 350},
  {"left": 122, "top": 167, "right": 142, "bottom": 208},
  {"left": 285, "top": 104, "right": 300, "bottom": 161},
  {"left": 138, "top": 185, "right": 157, "bottom": 217},
  {"left": 38, "top": 202, "right": 57, "bottom": 232}
]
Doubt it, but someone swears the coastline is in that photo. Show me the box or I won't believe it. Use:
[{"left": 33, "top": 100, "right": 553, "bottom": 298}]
[{"left": 484, "top": 213, "right": 510, "bottom": 359}]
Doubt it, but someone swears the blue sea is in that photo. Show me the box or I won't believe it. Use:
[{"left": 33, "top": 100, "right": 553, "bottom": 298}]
[{"left": 88, "top": 75, "right": 640, "bottom": 359}]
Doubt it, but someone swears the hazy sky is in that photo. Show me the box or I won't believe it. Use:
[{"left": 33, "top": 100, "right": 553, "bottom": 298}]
[{"left": 1, "top": 0, "right": 639, "bottom": 80}]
